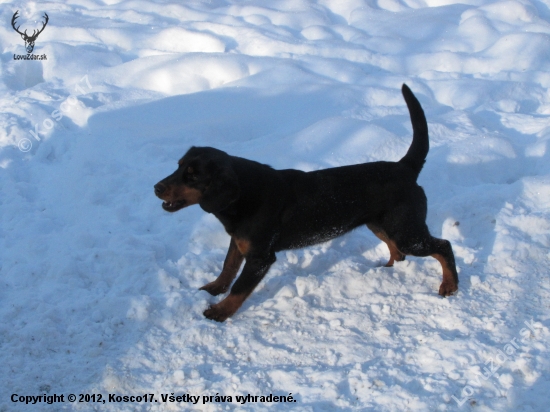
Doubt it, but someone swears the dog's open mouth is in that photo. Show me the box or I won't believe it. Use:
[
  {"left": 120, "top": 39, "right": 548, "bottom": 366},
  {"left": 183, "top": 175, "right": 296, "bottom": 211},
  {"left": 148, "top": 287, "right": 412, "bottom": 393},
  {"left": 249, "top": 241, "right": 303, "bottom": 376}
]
[{"left": 162, "top": 200, "right": 187, "bottom": 212}]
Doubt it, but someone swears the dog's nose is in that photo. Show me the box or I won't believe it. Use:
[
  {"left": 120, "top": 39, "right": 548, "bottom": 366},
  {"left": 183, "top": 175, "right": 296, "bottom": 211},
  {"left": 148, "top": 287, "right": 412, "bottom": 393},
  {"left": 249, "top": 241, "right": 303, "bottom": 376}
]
[{"left": 154, "top": 183, "right": 166, "bottom": 195}]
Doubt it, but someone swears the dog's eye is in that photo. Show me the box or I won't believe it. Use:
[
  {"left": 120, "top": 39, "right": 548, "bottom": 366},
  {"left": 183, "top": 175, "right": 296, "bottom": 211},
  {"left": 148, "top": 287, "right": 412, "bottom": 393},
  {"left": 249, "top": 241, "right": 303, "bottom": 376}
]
[{"left": 186, "top": 166, "right": 199, "bottom": 181}]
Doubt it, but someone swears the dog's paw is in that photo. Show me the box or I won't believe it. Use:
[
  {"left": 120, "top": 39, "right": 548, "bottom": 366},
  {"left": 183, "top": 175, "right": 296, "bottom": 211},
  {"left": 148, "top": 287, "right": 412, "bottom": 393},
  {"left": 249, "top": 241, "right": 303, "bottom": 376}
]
[
  {"left": 438, "top": 281, "right": 458, "bottom": 297},
  {"left": 382, "top": 254, "right": 405, "bottom": 267},
  {"left": 203, "top": 294, "right": 244, "bottom": 322},
  {"left": 199, "top": 281, "right": 229, "bottom": 296},
  {"left": 203, "top": 304, "right": 233, "bottom": 322}
]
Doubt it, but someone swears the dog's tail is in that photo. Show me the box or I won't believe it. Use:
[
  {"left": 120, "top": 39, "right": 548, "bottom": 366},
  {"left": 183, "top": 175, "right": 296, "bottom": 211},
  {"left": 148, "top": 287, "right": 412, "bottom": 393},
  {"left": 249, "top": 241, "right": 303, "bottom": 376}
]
[{"left": 399, "top": 84, "right": 429, "bottom": 180}]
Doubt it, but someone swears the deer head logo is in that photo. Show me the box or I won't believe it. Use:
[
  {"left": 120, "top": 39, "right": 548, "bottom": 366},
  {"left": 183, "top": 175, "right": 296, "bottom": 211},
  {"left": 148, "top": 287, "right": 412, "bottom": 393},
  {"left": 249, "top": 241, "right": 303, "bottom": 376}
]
[{"left": 11, "top": 11, "right": 49, "bottom": 54}]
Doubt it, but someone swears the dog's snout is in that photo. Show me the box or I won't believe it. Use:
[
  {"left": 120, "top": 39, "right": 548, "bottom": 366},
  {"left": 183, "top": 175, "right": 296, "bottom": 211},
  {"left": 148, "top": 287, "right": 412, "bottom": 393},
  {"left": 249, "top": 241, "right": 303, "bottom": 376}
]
[{"left": 154, "top": 183, "right": 166, "bottom": 196}]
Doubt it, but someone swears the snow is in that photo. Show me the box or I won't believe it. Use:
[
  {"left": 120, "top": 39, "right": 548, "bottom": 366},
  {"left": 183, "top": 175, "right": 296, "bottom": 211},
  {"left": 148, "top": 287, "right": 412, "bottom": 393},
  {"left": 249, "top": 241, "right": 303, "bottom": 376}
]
[{"left": 0, "top": 0, "right": 549, "bottom": 410}]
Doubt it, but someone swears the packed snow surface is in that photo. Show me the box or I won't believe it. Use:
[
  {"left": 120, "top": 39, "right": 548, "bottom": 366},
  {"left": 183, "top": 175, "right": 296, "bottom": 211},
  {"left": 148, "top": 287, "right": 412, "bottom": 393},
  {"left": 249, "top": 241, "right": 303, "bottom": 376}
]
[{"left": 1, "top": 0, "right": 549, "bottom": 410}]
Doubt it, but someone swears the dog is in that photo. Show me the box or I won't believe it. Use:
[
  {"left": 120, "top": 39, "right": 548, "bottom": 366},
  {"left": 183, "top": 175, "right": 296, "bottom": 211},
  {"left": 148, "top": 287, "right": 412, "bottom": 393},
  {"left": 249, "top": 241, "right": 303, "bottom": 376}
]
[{"left": 154, "top": 84, "right": 458, "bottom": 322}]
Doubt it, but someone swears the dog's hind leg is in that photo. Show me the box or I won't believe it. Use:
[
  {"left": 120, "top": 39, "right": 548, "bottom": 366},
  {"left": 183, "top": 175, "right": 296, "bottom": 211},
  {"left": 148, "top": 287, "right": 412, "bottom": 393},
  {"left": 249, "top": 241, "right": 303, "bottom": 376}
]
[
  {"left": 367, "top": 224, "right": 406, "bottom": 267},
  {"left": 430, "top": 244, "right": 459, "bottom": 296},
  {"left": 394, "top": 227, "right": 459, "bottom": 297},
  {"left": 199, "top": 237, "right": 244, "bottom": 296}
]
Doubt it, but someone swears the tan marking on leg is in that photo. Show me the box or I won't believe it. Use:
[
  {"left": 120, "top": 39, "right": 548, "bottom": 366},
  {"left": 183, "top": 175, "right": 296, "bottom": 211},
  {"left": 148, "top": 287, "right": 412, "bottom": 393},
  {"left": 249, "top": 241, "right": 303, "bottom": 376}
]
[
  {"left": 384, "top": 238, "right": 404, "bottom": 267},
  {"left": 368, "top": 225, "right": 405, "bottom": 267},
  {"left": 432, "top": 253, "right": 458, "bottom": 296},
  {"left": 203, "top": 292, "right": 247, "bottom": 322},
  {"left": 234, "top": 238, "right": 251, "bottom": 256},
  {"left": 200, "top": 238, "right": 244, "bottom": 296}
]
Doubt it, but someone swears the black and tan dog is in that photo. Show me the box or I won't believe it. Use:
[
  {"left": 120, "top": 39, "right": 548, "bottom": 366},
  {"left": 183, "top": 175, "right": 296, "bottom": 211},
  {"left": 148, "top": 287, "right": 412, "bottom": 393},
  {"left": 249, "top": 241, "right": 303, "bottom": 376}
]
[{"left": 154, "top": 85, "right": 458, "bottom": 322}]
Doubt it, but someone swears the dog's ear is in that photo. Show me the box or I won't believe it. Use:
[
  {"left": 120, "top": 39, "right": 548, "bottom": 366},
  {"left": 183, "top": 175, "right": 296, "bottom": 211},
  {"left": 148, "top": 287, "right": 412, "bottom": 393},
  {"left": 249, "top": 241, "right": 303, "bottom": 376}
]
[{"left": 199, "top": 164, "right": 240, "bottom": 213}]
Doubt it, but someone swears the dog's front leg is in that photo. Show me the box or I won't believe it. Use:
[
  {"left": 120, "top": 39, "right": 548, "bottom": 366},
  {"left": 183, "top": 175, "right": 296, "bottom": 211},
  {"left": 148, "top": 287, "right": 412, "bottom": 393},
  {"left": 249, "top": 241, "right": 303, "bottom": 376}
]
[
  {"left": 199, "top": 238, "right": 244, "bottom": 296},
  {"left": 203, "top": 252, "right": 276, "bottom": 322}
]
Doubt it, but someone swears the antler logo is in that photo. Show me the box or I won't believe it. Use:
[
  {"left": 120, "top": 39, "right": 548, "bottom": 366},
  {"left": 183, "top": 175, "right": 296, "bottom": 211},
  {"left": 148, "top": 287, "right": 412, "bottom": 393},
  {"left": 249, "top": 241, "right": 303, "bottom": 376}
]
[{"left": 11, "top": 10, "right": 49, "bottom": 54}]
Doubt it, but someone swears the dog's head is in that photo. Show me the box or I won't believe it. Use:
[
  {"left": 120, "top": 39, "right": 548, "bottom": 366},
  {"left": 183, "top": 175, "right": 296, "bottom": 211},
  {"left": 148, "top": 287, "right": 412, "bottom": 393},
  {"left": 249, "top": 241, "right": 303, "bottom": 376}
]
[{"left": 154, "top": 146, "right": 240, "bottom": 214}]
